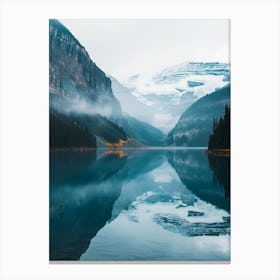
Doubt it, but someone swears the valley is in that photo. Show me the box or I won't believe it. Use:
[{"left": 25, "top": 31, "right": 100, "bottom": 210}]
[
  {"left": 49, "top": 19, "right": 230, "bottom": 150},
  {"left": 49, "top": 19, "right": 231, "bottom": 262}
]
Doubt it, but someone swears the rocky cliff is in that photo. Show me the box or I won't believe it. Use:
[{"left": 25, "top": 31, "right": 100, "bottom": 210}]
[{"left": 49, "top": 19, "right": 122, "bottom": 117}]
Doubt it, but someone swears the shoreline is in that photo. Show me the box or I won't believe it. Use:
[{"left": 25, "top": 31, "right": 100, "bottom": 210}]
[
  {"left": 50, "top": 147, "right": 98, "bottom": 152},
  {"left": 205, "top": 149, "right": 230, "bottom": 157},
  {"left": 49, "top": 146, "right": 208, "bottom": 152}
]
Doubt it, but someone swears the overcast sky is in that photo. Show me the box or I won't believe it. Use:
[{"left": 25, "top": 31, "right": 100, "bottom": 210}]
[{"left": 60, "top": 19, "right": 230, "bottom": 81}]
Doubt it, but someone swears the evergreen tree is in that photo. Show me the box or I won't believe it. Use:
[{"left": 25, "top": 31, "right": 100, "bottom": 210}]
[
  {"left": 50, "top": 112, "right": 97, "bottom": 148},
  {"left": 208, "top": 105, "right": 230, "bottom": 150}
]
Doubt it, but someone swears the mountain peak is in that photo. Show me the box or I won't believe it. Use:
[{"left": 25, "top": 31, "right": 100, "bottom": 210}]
[{"left": 49, "top": 19, "right": 83, "bottom": 49}]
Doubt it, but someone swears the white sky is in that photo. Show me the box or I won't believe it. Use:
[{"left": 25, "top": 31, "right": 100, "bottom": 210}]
[{"left": 60, "top": 19, "right": 230, "bottom": 81}]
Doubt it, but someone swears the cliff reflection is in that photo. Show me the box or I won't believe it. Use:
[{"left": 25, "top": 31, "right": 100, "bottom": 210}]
[{"left": 49, "top": 151, "right": 126, "bottom": 260}]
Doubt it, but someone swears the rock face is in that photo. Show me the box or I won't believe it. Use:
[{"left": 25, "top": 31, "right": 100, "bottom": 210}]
[
  {"left": 165, "top": 85, "right": 230, "bottom": 147},
  {"left": 49, "top": 19, "right": 122, "bottom": 117}
]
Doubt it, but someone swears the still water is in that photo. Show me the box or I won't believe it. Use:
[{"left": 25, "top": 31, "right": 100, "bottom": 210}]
[{"left": 50, "top": 148, "right": 230, "bottom": 261}]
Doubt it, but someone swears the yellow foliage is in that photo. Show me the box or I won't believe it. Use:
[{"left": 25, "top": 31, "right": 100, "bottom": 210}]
[
  {"left": 103, "top": 138, "right": 129, "bottom": 147},
  {"left": 104, "top": 150, "right": 127, "bottom": 158}
]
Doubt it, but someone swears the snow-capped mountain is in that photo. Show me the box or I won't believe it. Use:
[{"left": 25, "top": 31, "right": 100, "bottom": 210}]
[{"left": 123, "top": 62, "right": 230, "bottom": 133}]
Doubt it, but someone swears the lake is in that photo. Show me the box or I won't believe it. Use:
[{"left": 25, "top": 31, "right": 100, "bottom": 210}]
[{"left": 49, "top": 148, "right": 230, "bottom": 262}]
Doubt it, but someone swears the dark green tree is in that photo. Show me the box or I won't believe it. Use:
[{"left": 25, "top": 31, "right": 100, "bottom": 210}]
[
  {"left": 208, "top": 105, "right": 230, "bottom": 150},
  {"left": 50, "top": 112, "right": 97, "bottom": 149}
]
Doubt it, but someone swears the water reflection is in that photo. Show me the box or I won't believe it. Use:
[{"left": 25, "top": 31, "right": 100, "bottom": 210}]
[
  {"left": 49, "top": 151, "right": 126, "bottom": 260},
  {"left": 208, "top": 154, "right": 230, "bottom": 203},
  {"left": 50, "top": 148, "right": 230, "bottom": 261},
  {"left": 166, "top": 150, "right": 230, "bottom": 212}
]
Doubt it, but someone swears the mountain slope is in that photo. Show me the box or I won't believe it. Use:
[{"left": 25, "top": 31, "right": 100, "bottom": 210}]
[
  {"left": 110, "top": 76, "right": 153, "bottom": 123},
  {"left": 165, "top": 85, "right": 230, "bottom": 147},
  {"left": 123, "top": 115, "right": 165, "bottom": 146}
]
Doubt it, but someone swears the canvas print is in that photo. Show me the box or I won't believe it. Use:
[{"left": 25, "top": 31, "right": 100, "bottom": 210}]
[{"left": 49, "top": 19, "right": 230, "bottom": 262}]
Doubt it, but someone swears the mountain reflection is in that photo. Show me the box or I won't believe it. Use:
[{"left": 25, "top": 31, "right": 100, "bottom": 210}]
[
  {"left": 50, "top": 148, "right": 230, "bottom": 261},
  {"left": 166, "top": 149, "right": 230, "bottom": 213},
  {"left": 49, "top": 151, "right": 126, "bottom": 260}
]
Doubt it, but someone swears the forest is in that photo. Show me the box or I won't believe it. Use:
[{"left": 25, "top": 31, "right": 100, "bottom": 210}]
[{"left": 208, "top": 105, "right": 230, "bottom": 150}]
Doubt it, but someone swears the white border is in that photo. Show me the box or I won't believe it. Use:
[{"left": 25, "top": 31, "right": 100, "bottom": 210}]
[{"left": 1, "top": 0, "right": 279, "bottom": 279}]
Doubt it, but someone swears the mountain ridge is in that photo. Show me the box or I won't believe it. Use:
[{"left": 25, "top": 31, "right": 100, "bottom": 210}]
[{"left": 165, "top": 85, "right": 230, "bottom": 147}]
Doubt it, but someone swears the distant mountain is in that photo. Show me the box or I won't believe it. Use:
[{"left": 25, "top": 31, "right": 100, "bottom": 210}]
[
  {"left": 109, "top": 76, "right": 165, "bottom": 146},
  {"left": 165, "top": 85, "right": 230, "bottom": 147},
  {"left": 123, "top": 115, "right": 165, "bottom": 146},
  {"left": 110, "top": 76, "right": 154, "bottom": 123},
  {"left": 153, "top": 61, "right": 230, "bottom": 84},
  {"left": 124, "top": 62, "right": 230, "bottom": 133}
]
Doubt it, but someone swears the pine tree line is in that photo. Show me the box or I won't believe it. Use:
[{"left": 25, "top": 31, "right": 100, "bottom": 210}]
[
  {"left": 208, "top": 105, "right": 230, "bottom": 150},
  {"left": 50, "top": 112, "right": 97, "bottom": 149}
]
